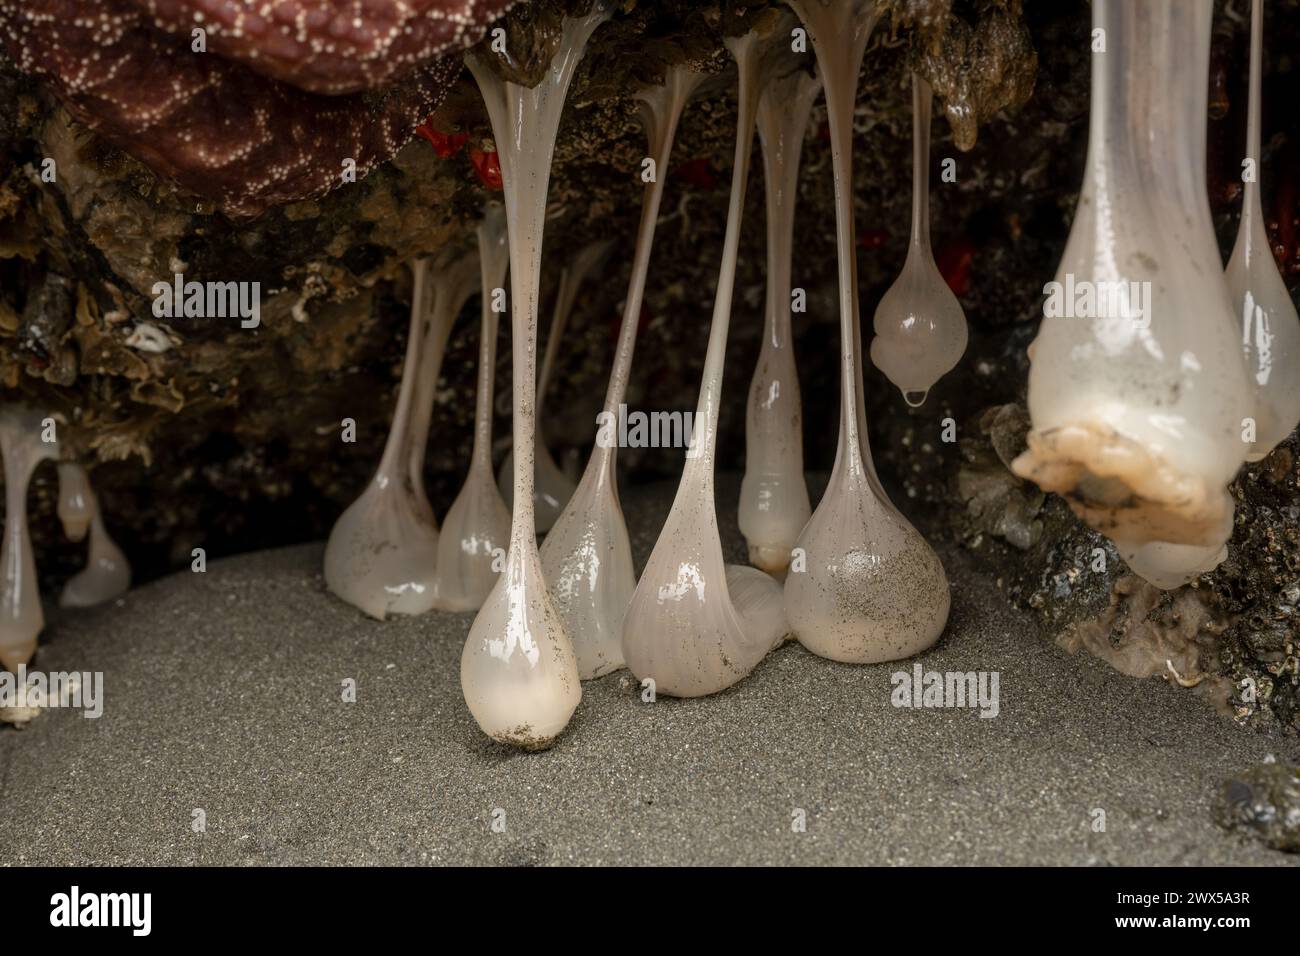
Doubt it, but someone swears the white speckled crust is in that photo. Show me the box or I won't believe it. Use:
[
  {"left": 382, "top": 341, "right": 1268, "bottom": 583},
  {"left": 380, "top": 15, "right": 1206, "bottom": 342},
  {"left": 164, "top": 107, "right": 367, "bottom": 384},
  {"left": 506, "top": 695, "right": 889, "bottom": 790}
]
[
  {"left": 135, "top": 0, "right": 519, "bottom": 95},
  {"left": 57, "top": 464, "right": 132, "bottom": 609},
  {"left": 785, "top": 0, "right": 950, "bottom": 664},
  {"left": 436, "top": 207, "right": 511, "bottom": 613},
  {"left": 621, "top": 31, "right": 790, "bottom": 699},
  {"left": 870, "top": 74, "right": 968, "bottom": 406},
  {"left": 324, "top": 260, "right": 441, "bottom": 620},
  {"left": 540, "top": 64, "right": 703, "bottom": 680},
  {"left": 739, "top": 65, "right": 818, "bottom": 578},
  {"left": 1012, "top": 0, "right": 1252, "bottom": 589},
  {"left": 0, "top": 407, "right": 59, "bottom": 671},
  {"left": 460, "top": 9, "right": 607, "bottom": 749},
  {"left": 0, "top": 0, "right": 494, "bottom": 216},
  {"left": 1226, "top": 0, "right": 1300, "bottom": 463}
]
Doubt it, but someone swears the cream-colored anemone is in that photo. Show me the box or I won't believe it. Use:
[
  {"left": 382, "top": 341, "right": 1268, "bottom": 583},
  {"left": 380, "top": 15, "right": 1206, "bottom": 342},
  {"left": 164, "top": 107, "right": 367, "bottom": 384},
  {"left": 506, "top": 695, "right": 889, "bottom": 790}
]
[
  {"left": 870, "top": 73, "right": 968, "bottom": 408},
  {"left": 1012, "top": 0, "right": 1254, "bottom": 589},
  {"left": 1225, "top": 0, "right": 1300, "bottom": 463},
  {"left": 0, "top": 407, "right": 58, "bottom": 670},
  {"left": 783, "top": 0, "right": 950, "bottom": 664},
  {"left": 323, "top": 246, "right": 476, "bottom": 620},
  {"left": 57, "top": 463, "right": 130, "bottom": 608},
  {"left": 435, "top": 206, "right": 512, "bottom": 613},
  {"left": 498, "top": 238, "right": 611, "bottom": 532},
  {"left": 620, "top": 28, "right": 791, "bottom": 700},
  {"left": 540, "top": 64, "right": 703, "bottom": 680},
  {"left": 738, "top": 63, "right": 819, "bottom": 577},
  {"left": 460, "top": 6, "right": 609, "bottom": 749}
]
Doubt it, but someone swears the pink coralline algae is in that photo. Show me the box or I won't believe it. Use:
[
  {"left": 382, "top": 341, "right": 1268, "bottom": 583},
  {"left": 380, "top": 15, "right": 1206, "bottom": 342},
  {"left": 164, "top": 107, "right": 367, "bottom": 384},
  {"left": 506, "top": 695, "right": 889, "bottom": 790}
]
[{"left": 0, "top": 1, "right": 517, "bottom": 218}]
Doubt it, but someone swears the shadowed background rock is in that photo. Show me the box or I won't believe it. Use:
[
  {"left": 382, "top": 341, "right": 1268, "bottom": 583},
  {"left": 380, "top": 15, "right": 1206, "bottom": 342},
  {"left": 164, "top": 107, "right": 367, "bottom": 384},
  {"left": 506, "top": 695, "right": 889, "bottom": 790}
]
[{"left": 1, "top": 0, "right": 1299, "bottom": 740}]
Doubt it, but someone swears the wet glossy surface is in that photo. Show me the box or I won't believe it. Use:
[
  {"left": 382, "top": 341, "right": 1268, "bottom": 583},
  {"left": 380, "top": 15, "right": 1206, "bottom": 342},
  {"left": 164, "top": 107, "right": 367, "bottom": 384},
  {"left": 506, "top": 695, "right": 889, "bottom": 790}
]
[
  {"left": 870, "top": 75, "right": 968, "bottom": 404},
  {"left": 1225, "top": 0, "right": 1300, "bottom": 462},
  {"left": 1013, "top": 0, "right": 1252, "bottom": 589},
  {"left": 541, "top": 66, "right": 703, "bottom": 680},
  {"left": 621, "top": 31, "right": 789, "bottom": 699},
  {"left": 498, "top": 239, "right": 610, "bottom": 531},
  {"left": 0, "top": 407, "right": 58, "bottom": 670},
  {"left": 784, "top": 0, "right": 950, "bottom": 664},
  {"left": 738, "top": 66, "right": 818, "bottom": 577},
  {"left": 323, "top": 261, "right": 442, "bottom": 619},
  {"left": 436, "top": 207, "right": 512, "bottom": 612},
  {"left": 460, "top": 10, "right": 606, "bottom": 748},
  {"left": 56, "top": 464, "right": 130, "bottom": 609}
]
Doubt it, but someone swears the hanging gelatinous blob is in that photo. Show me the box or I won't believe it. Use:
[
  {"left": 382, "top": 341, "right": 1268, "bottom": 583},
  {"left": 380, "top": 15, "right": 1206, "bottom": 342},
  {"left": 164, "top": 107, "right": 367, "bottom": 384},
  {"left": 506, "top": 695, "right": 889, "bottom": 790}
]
[
  {"left": 621, "top": 30, "right": 790, "bottom": 699},
  {"left": 0, "top": 408, "right": 59, "bottom": 670},
  {"left": 1012, "top": 0, "right": 1253, "bottom": 590},
  {"left": 541, "top": 64, "right": 703, "bottom": 680},
  {"left": 738, "top": 65, "right": 819, "bottom": 578},
  {"left": 498, "top": 238, "right": 612, "bottom": 533},
  {"left": 324, "top": 259, "right": 441, "bottom": 619},
  {"left": 1225, "top": 0, "right": 1300, "bottom": 462},
  {"left": 460, "top": 7, "right": 608, "bottom": 749},
  {"left": 57, "top": 462, "right": 92, "bottom": 543},
  {"left": 57, "top": 464, "right": 130, "bottom": 608},
  {"left": 870, "top": 73, "right": 969, "bottom": 407},
  {"left": 437, "top": 206, "right": 513, "bottom": 612},
  {"left": 784, "top": 0, "right": 950, "bottom": 664}
]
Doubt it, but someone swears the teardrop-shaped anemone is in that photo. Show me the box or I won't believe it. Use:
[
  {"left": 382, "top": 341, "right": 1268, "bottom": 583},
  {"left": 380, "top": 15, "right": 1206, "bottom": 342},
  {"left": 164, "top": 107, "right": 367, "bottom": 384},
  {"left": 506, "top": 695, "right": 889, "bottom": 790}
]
[
  {"left": 0, "top": 407, "right": 59, "bottom": 670},
  {"left": 870, "top": 74, "right": 968, "bottom": 408},
  {"left": 1012, "top": 0, "right": 1254, "bottom": 589},
  {"left": 620, "top": 28, "right": 791, "bottom": 700},
  {"left": 540, "top": 64, "right": 703, "bottom": 680},
  {"left": 324, "top": 260, "right": 441, "bottom": 619},
  {"left": 1225, "top": 0, "right": 1300, "bottom": 463},
  {"left": 56, "top": 461, "right": 93, "bottom": 543},
  {"left": 783, "top": 0, "right": 950, "bottom": 664},
  {"left": 738, "top": 64, "right": 819, "bottom": 577},
  {"left": 57, "top": 464, "right": 131, "bottom": 608},
  {"left": 460, "top": 5, "right": 609, "bottom": 749}
]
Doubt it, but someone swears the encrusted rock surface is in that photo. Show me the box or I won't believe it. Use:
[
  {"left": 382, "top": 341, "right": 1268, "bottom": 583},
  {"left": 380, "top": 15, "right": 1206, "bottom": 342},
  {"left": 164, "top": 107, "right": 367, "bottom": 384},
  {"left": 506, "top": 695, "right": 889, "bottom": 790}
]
[{"left": 1214, "top": 758, "right": 1300, "bottom": 853}]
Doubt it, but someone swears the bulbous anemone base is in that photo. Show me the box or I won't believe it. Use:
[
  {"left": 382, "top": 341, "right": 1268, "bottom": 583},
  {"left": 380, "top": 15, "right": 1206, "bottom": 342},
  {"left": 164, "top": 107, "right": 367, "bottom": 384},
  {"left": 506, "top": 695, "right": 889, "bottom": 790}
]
[
  {"left": 748, "top": 544, "right": 792, "bottom": 578},
  {"left": 0, "top": 640, "right": 36, "bottom": 673},
  {"left": 787, "top": 556, "right": 949, "bottom": 665},
  {"left": 460, "top": 557, "right": 581, "bottom": 752},
  {"left": 785, "top": 472, "right": 950, "bottom": 665},
  {"left": 1011, "top": 422, "right": 1236, "bottom": 549}
]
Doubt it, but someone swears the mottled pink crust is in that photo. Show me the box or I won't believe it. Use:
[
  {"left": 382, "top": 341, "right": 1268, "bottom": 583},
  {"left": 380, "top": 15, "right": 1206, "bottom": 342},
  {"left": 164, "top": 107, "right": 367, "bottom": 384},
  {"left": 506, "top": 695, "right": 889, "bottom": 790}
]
[
  {"left": 0, "top": 0, "right": 497, "bottom": 218},
  {"left": 132, "top": 0, "right": 518, "bottom": 95}
]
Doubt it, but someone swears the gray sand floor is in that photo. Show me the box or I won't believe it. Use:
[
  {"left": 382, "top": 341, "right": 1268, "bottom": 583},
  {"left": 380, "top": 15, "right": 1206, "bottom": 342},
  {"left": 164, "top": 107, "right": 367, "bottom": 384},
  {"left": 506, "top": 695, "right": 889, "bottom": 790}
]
[{"left": 1, "top": 479, "right": 1296, "bottom": 866}]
